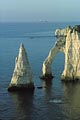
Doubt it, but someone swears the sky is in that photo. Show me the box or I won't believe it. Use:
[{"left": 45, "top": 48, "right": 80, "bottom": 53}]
[{"left": 0, "top": 0, "right": 80, "bottom": 22}]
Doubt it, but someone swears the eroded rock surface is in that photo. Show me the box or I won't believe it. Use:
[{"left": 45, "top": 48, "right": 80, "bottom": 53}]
[
  {"left": 41, "top": 25, "right": 80, "bottom": 81},
  {"left": 8, "top": 43, "right": 34, "bottom": 91}
]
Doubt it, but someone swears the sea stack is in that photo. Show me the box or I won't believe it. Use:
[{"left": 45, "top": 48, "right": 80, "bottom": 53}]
[
  {"left": 8, "top": 43, "right": 34, "bottom": 91},
  {"left": 41, "top": 25, "right": 80, "bottom": 82}
]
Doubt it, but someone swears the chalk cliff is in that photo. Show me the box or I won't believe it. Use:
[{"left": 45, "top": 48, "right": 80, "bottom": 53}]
[
  {"left": 8, "top": 43, "right": 34, "bottom": 91},
  {"left": 55, "top": 26, "right": 72, "bottom": 37},
  {"left": 41, "top": 25, "right": 80, "bottom": 81}
]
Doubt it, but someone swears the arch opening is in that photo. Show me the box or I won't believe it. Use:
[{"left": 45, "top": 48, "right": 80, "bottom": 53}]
[{"left": 52, "top": 52, "right": 65, "bottom": 80}]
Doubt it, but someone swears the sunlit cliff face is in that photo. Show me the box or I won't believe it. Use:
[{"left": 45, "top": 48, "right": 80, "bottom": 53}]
[
  {"left": 41, "top": 25, "right": 80, "bottom": 82},
  {"left": 8, "top": 43, "right": 34, "bottom": 91}
]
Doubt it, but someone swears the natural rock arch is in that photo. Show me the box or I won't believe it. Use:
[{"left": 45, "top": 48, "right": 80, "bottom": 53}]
[{"left": 41, "top": 25, "right": 80, "bottom": 82}]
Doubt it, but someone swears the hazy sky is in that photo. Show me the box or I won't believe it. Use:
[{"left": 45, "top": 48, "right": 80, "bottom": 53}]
[{"left": 0, "top": 0, "right": 80, "bottom": 22}]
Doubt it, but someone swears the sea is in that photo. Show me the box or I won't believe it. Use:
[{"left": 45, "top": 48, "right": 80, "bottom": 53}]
[{"left": 0, "top": 22, "right": 80, "bottom": 120}]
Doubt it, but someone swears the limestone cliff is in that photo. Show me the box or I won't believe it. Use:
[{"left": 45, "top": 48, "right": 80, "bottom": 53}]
[
  {"left": 62, "top": 29, "right": 80, "bottom": 81},
  {"left": 8, "top": 43, "right": 34, "bottom": 91},
  {"left": 55, "top": 26, "right": 72, "bottom": 37},
  {"left": 41, "top": 25, "right": 80, "bottom": 81}
]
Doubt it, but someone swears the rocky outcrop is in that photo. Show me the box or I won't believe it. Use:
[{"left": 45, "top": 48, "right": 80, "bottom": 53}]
[
  {"left": 55, "top": 25, "right": 80, "bottom": 38},
  {"left": 8, "top": 43, "right": 34, "bottom": 91},
  {"left": 55, "top": 26, "right": 72, "bottom": 37},
  {"left": 73, "top": 25, "right": 80, "bottom": 33},
  {"left": 41, "top": 25, "right": 80, "bottom": 81}
]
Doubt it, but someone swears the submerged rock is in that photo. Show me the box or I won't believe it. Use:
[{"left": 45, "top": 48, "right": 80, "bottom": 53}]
[
  {"left": 41, "top": 25, "right": 80, "bottom": 82},
  {"left": 8, "top": 43, "right": 34, "bottom": 92},
  {"left": 37, "top": 86, "right": 43, "bottom": 89}
]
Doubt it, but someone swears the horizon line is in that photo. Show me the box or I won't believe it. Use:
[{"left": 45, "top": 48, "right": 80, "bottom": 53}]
[{"left": 0, "top": 21, "right": 80, "bottom": 23}]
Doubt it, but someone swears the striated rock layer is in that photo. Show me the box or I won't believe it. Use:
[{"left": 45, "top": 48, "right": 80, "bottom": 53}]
[
  {"left": 41, "top": 25, "right": 80, "bottom": 81},
  {"left": 8, "top": 43, "right": 34, "bottom": 91}
]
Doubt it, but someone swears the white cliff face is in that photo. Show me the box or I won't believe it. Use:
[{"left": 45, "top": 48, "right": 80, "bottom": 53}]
[
  {"left": 8, "top": 43, "right": 34, "bottom": 91},
  {"left": 41, "top": 25, "right": 80, "bottom": 81},
  {"left": 62, "top": 30, "right": 80, "bottom": 80}
]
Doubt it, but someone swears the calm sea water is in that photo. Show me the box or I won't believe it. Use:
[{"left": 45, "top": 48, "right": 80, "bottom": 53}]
[{"left": 0, "top": 22, "right": 80, "bottom": 120}]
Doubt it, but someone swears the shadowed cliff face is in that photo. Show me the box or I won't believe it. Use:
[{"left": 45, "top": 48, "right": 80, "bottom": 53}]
[
  {"left": 41, "top": 25, "right": 80, "bottom": 81},
  {"left": 73, "top": 25, "right": 80, "bottom": 33}
]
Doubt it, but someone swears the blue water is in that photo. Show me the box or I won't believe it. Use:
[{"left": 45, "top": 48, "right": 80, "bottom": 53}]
[{"left": 0, "top": 22, "right": 80, "bottom": 120}]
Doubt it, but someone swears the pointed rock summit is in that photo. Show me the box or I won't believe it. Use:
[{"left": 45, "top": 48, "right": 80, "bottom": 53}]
[{"left": 8, "top": 43, "right": 34, "bottom": 91}]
